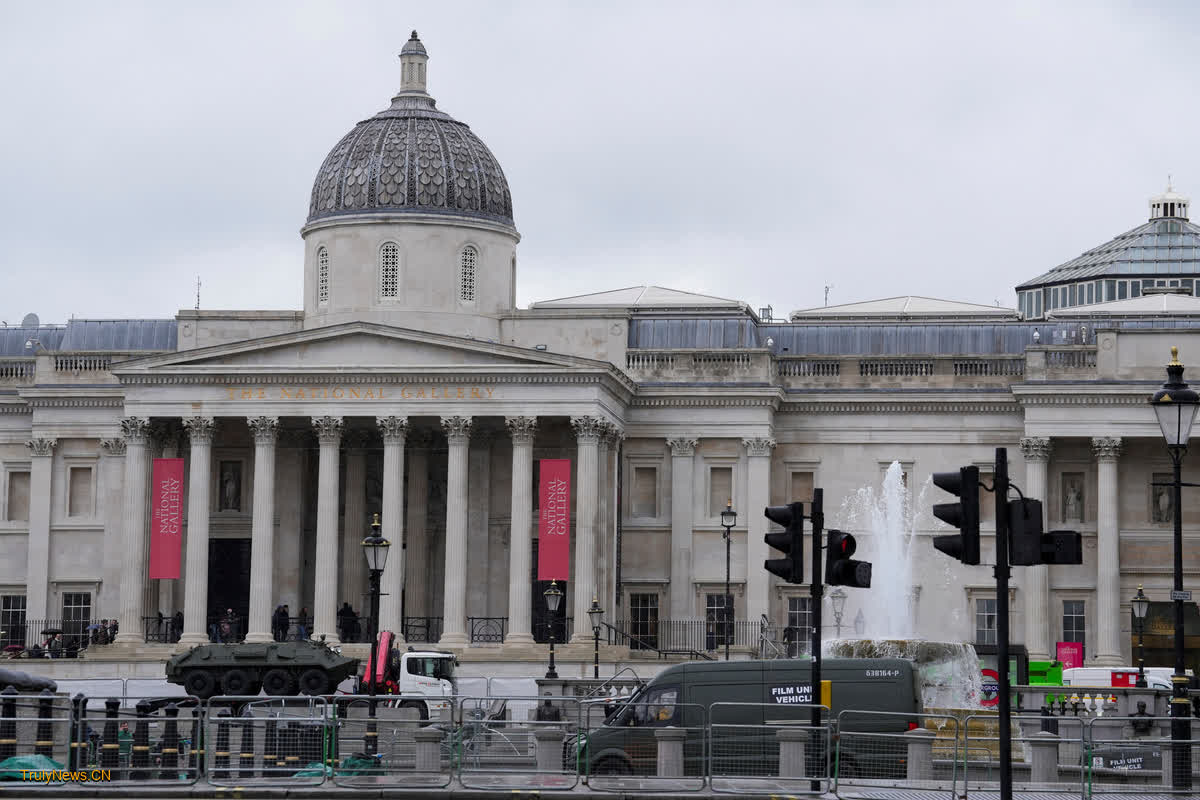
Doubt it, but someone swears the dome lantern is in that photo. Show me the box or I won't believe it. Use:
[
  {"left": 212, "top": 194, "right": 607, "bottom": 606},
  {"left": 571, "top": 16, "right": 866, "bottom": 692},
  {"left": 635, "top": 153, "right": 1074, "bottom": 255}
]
[
  {"left": 1150, "top": 178, "right": 1189, "bottom": 221},
  {"left": 397, "top": 30, "right": 429, "bottom": 96}
]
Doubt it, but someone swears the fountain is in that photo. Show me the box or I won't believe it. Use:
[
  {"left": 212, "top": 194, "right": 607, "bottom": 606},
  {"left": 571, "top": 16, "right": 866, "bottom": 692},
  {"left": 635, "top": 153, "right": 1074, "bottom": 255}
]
[{"left": 823, "top": 461, "right": 984, "bottom": 710}]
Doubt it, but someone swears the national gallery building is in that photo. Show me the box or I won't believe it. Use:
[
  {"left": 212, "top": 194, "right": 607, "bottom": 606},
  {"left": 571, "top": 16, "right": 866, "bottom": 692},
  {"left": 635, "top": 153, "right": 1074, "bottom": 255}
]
[{"left": 2, "top": 33, "right": 1200, "bottom": 670}]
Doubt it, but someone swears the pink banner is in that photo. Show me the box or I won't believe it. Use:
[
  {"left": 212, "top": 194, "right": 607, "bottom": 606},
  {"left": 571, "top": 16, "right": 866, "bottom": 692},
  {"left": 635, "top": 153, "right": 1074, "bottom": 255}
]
[
  {"left": 538, "top": 459, "right": 571, "bottom": 581},
  {"left": 149, "top": 458, "right": 185, "bottom": 579},
  {"left": 1057, "top": 641, "right": 1084, "bottom": 670}
]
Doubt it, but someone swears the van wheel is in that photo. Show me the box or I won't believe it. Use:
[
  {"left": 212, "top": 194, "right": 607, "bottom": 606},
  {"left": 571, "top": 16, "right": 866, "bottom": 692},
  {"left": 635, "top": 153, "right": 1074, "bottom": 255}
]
[
  {"left": 592, "top": 757, "right": 631, "bottom": 776},
  {"left": 399, "top": 700, "right": 430, "bottom": 723}
]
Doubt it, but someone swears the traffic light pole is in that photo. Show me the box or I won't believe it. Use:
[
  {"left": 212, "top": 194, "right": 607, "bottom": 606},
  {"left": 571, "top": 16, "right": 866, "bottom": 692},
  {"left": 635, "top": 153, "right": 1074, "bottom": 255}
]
[
  {"left": 994, "top": 447, "right": 1013, "bottom": 800},
  {"left": 810, "top": 487, "right": 823, "bottom": 794}
]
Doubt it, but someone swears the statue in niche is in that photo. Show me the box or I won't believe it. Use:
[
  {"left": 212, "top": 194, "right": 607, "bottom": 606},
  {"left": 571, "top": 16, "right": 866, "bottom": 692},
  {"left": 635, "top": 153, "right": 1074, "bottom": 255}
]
[
  {"left": 220, "top": 461, "right": 242, "bottom": 511},
  {"left": 1152, "top": 476, "right": 1174, "bottom": 523},
  {"left": 1062, "top": 474, "right": 1083, "bottom": 523}
]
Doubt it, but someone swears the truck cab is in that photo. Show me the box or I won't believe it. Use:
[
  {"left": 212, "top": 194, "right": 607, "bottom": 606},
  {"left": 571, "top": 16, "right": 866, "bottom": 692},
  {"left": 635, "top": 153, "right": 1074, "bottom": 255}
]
[{"left": 362, "top": 631, "right": 456, "bottom": 719}]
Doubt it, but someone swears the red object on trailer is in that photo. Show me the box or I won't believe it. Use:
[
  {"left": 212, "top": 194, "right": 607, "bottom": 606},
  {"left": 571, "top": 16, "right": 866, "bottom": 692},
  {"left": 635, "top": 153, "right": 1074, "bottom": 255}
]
[{"left": 365, "top": 630, "right": 393, "bottom": 689}]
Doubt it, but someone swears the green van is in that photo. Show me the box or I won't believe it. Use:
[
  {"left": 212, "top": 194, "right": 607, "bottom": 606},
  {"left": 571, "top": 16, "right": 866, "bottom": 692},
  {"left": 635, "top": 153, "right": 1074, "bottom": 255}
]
[{"left": 573, "top": 657, "right": 921, "bottom": 777}]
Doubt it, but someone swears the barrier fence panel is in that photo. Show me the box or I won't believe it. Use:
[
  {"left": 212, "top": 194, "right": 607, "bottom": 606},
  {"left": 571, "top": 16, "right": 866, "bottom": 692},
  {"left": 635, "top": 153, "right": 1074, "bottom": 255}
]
[
  {"left": 833, "top": 710, "right": 958, "bottom": 800},
  {"left": 0, "top": 690, "right": 73, "bottom": 786},
  {"left": 709, "top": 701, "right": 831, "bottom": 796},
  {"left": 583, "top": 701, "right": 707, "bottom": 793},
  {"left": 455, "top": 695, "right": 580, "bottom": 790},
  {"left": 72, "top": 694, "right": 202, "bottom": 786},
  {"left": 204, "top": 696, "right": 328, "bottom": 786},
  {"left": 330, "top": 694, "right": 450, "bottom": 789},
  {"left": 963, "top": 712, "right": 1086, "bottom": 798},
  {"left": 1086, "top": 715, "right": 1200, "bottom": 797}
]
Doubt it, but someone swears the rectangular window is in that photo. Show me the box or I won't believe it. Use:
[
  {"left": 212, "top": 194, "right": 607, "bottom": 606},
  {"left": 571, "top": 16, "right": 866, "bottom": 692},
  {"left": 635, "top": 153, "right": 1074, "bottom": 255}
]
[
  {"left": 1118, "top": 281, "right": 1128, "bottom": 299},
  {"left": 61, "top": 592, "right": 91, "bottom": 652},
  {"left": 1086, "top": 283, "right": 1094, "bottom": 304},
  {"left": 706, "top": 593, "right": 733, "bottom": 649},
  {"left": 709, "top": 466, "right": 733, "bottom": 517},
  {"left": 1105, "top": 279, "right": 1116, "bottom": 301},
  {"left": 786, "top": 596, "right": 812, "bottom": 656},
  {"left": 1062, "top": 600, "right": 1085, "bottom": 655},
  {"left": 0, "top": 595, "right": 26, "bottom": 649},
  {"left": 67, "top": 466, "right": 92, "bottom": 517},
  {"left": 1035, "top": 292, "right": 1042, "bottom": 317},
  {"left": 629, "top": 593, "right": 658, "bottom": 650},
  {"left": 1184, "top": 278, "right": 1195, "bottom": 295},
  {"left": 6, "top": 471, "right": 30, "bottom": 522},
  {"left": 975, "top": 598, "right": 998, "bottom": 645},
  {"left": 631, "top": 466, "right": 657, "bottom": 518},
  {"left": 1131, "top": 281, "right": 1141, "bottom": 298},
  {"left": 1069, "top": 284, "right": 1077, "bottom": 306}
]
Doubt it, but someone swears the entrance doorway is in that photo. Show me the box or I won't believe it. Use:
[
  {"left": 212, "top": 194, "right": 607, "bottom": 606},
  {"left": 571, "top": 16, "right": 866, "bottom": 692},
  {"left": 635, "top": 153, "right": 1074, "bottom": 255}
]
[{"left": 208, "top": 538, "right": 250, "bottom": 642}]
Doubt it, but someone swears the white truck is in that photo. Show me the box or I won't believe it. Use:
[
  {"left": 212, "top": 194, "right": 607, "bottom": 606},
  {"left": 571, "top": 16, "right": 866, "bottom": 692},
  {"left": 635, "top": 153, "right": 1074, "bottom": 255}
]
[
  {"left": 1061, "top": 666, "right": 1188, "bottom": 691},
  {"left": 360, "top": 631, "right": 457, "bottom": 720}
]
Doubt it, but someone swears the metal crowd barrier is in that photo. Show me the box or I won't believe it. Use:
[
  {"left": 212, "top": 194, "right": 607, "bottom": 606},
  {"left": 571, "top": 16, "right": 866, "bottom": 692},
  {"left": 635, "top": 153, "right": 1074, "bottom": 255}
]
[
  {"left": 584, "top": 701, "right": 707, "bottom": 793},
  {"left": 834, "top": 710, "right": 959, "bottom": 799},
  {"left": 454, "top": 695, "right": 580, "bottom": 790},
  {"left": 1085, "top": 715, "right": 1200, "bottom": 797},
  {"left": 203, "top": 696, "right": 329, "bottom": 786},
  {"left": 330, "top": 694, "right": 449, "bottom": 789},
  {"left": 962, "top": 712, "right": 1088, "bottom": 797},
  {"left": 72, "top": 694, "right": 203, "bottom": 786},
  {"left": 708, "top": 701, "right": 831, "bottom": 795},
  {"left": 0, "top": 689, "right": 73, "bottom": 785}
]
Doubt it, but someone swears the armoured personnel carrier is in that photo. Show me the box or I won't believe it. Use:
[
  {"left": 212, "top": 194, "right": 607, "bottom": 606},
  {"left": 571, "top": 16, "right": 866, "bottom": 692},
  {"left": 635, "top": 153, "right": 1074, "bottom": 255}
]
[{"left": 164, "top": 639, "right": 358, "bottom": 699}]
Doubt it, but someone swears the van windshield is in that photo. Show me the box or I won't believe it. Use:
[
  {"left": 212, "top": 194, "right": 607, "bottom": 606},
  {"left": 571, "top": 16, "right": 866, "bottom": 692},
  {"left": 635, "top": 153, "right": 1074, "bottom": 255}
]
[
  {"left": 608, "top": 684, "right": 679, "bottom": 726},
  {"left": 407, "top": 656, "right": 455, "bottom": 680}
]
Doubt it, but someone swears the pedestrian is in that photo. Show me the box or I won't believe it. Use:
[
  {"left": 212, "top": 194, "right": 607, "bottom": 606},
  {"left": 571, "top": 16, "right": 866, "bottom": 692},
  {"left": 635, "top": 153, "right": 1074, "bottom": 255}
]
[
  {"left": 172, "top": 610, "right": 183, "bottom": 642},
  {"left": 338, "top": 602, "right": 354, "bottom": 642},
  {"left": 118, "top": 723, "right": 132, "bottom": 767},
  {"left": 272, "top": 605, "right": 288, "bottom": 642},
  {"left": 297, "top": 607, "right": 310, "bottom": 640}
]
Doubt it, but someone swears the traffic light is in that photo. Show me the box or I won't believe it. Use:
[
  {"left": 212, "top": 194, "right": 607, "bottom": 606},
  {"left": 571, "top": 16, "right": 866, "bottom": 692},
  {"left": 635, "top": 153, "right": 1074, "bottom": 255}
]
[
  {"left": 932, "top": 465, "right": 980, "bottom": 565},
  {"left": 763, "top": 502, "right": 804, "bottom": 584},
  {"left": 1009, "top": 498, "right": 1082, "bottom": 565},
  {"left": 825, "top": 530, "right": 872, "bottom": 588}
]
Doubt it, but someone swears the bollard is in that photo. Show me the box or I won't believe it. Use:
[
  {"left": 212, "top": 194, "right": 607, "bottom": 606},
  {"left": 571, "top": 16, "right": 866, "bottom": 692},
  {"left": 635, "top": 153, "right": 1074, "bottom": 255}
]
[
  {"left": 654, "top": 726, "right": 687, "bottom": 777},
  {"left": 160, "top": 704, "right": 179, "bottom": 779},
  {"left": 777, "top": 727, "right": 809, "bottom": 778},
  {"left": 100, "top": 698, "right": 119, "bottom": 771},
  {"left": 239, "top": 710, "right": 257, "bottom": 778},
  {"left": 414, "top": 727, "right": 443, "bottom": 773},
  {"left": 130, "top": 700, "right": 151, "bottom": 780},
  {"left": 905, "top": 727, "right": 936, "bottom": 781},
  {"left": 213, "top": 710, "right": 231, "bottom": 775},
  {"left": 0, "top": 687, "right": 16, "bottom": 761},
  {"left": 35, "top": 689, "right": 54, "bottom": 758},
  {"left": 1029, "top": 731, "right": 1061, "bottom": 784},
  {"left": 534, "top": 727, "right": 565, "bottom": 773},
  {"left": 188, "top": 712, "right": 202, "bottom": 774},
  {"left": 263, "top": 716, "right": 278, "bottom": 775},
  {"left": 68, "top": 694, "right": 83, "bottom": 770}
]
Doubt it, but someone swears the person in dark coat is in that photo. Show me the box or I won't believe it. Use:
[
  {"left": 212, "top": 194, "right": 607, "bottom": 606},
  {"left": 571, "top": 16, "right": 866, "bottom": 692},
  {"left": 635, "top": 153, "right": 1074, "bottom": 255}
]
[{"left": 172, "top": 610, "right": 183, "bottom": 643}]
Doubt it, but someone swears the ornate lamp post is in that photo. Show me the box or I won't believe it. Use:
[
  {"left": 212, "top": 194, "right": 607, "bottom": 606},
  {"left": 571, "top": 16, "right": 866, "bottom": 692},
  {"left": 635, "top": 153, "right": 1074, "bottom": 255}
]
[
  {"left": 720, "top": 500, "right": 738, "bottom": 661},
  {"left": 587, "top": 597, "right": 604, "bottom": 680},
  {"left": 831, "top": 587, "right": 847, "bottom": 639},
  {"left": 543, "top": 581, "right": 562, "bottom": 680},
  {"left": 1131, "top": 585, "right": 1150, "bottom": 689},
  {"left": 361, "top": 513, "right": 390, "bottom": 755},
  {"left": 1149, "top": 346, "right": 1199, "bottom": 790}
]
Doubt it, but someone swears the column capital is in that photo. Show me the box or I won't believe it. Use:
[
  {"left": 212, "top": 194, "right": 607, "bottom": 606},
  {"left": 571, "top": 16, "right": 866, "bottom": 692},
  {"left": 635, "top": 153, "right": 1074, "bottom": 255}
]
[
  {"left": 742, "top": 437, "right": 776, "bottom": 457},
  {"left": 666, "top": 437, "right": 698, "bottom": 457},
  {"left": 182, "top": 416, "right": 217, "bottom": 445},
  {"left": 120, "top": 416, "right": 151, "bottom": 444},
  {"left": 311, "top": 415, "right": 343, "bottom": 445},
  {"left": 100, "top": 438, "right": 127, "bottom": 457},
  {"left": 376, "top": 416, "right": 409, "bottom": 443},
  {"left": 505, "top": 416, "right": 538, "bottom": 445},
  {"left": 247, "top": 416, "right": 279, "bottom": 445},
  {"left": 1019, "top": 436, "right": 1052, "bottom": 463},
  {"left": 441, "top": 415, "right": 473, "bottom": 443},
  {"left": 1091, "top": 436, "right": 1123, "bottom": 462},
  {"left": 25, "top": 438, "right": 56, "bottom": 457},
  {"left": 605, "top": 425, "right": 625, "bottom": 448},
  {"left": 570, "top": 415, "right": 607, "bottom": 443}
]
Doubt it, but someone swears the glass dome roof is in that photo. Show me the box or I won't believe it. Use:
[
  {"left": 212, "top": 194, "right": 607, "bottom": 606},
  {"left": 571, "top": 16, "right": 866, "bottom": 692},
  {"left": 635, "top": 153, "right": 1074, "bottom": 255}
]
[{"left": 1017, "top": 217, "right": 1200, "bottom": 288}]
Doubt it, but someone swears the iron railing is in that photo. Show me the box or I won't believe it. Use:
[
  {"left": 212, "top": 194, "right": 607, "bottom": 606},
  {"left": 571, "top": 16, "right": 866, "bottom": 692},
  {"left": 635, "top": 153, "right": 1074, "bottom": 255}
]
[
  {"left": 603, "top": 621, "right": 715, "bottom": 661},
  {"left": 468, "top": 617, "right": 507, "bottom": 644},
  {"left": 1, "top": 617, "right": 98, "bottom": 657},
  {"left": 607, "top": 618, "right": 762, "bottom": 655},
  {"left": 403, "top": 616, "right": 443, "bottom": 643}
]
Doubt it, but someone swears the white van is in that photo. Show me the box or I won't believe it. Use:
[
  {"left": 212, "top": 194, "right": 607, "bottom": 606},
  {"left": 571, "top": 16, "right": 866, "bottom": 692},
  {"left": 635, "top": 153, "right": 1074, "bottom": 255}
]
[{"left": 1061, "top": 667, "right": 1183, "bottom": 691}]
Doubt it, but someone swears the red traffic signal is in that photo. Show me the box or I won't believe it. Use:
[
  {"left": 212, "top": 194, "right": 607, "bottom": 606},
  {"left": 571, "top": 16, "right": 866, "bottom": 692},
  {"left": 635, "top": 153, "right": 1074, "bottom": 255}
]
[{"left": 825, "top": 529, "right": 872, "bottom": 588}]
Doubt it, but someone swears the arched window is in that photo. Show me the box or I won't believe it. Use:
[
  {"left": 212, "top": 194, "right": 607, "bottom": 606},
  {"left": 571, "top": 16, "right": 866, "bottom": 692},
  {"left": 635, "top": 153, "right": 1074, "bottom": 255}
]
[
  {"left": 460, "top": 245, "right": 477, "bottom": 301},
  {"left": 380, "top": 242, "right": 399, "bottom": 298},
  {"left": 317, "top": 246, "right": 330, "bottom": 305}
]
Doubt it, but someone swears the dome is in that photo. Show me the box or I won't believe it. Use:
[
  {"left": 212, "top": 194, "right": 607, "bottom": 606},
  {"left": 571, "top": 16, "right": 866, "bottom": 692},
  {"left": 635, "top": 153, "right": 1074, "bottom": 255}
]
[{"left": 306, "top": 32, "right": 514, "bottom": 228}]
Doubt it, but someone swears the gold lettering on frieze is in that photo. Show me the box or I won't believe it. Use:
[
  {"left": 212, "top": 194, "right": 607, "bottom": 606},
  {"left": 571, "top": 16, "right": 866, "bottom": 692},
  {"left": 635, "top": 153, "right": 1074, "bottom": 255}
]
[{"left": 224, "top": 385, "right": 496, "bottom": 401}]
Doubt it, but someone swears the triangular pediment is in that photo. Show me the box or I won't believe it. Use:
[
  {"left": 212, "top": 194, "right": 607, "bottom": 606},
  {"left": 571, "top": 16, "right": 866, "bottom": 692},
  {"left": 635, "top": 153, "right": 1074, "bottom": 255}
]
[{"left": 113, "top": 322, "right": 611, "bottom": 374}]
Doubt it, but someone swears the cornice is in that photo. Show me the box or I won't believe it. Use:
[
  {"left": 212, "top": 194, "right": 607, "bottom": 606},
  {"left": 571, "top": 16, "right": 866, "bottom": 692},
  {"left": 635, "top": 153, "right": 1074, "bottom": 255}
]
[
  {"left": 0, "top": 404, "right": 31, "bottom": 415},
  {"left": 631, "top": 396, "right": 781, "bottom": 409},
  {"left": 1016, "top": 394, "right": 1151, "bottom": 406},
  {"left": 20, "top": 397, "right": 124, "bottom": 409},
  {"left": 780, "top": 401, "right": 1021, "bottom": 414}
]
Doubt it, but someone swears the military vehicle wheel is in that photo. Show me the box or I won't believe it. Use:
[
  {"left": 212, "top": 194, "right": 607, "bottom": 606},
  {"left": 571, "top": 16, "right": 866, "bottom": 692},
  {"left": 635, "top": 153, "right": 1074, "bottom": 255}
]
[
  {"left": 221, "top": 668, "right": 254, "bottom": 696},
  {"left": 400, "top": 699, "right": 429, "bottom": 721},
  {"left": 262, "top": 669, "right": 296, "bottom": 696},
  {"left": 182, "top": 670, "right": 217, "bottom": 699},
  {"left": 298, "top": 668, "right": 330, "bottom": 696}
]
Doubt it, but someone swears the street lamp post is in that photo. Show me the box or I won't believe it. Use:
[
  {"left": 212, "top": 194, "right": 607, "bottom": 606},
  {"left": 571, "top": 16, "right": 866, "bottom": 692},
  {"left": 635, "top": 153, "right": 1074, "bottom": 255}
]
[
  {"left": 587, "top": 597, "right": 604, "bottom": 680},
  {"left": 361, "top": 513, "right": 390, "bottom": 757},
  {"left": 1150, "top": 346, "right": 1199, "bottom": 791},
  {"left": 831, "top": 587, "right": 847, "bottom": 639},
  {"left": 543, "top": 581, "right": 562, "bottom": 680},
  {"left": 1132, "top": 585, "right": 1150, "bottom": 689},
  {"left": 720, "top": 501, "right": 737, "bottom": 661}
]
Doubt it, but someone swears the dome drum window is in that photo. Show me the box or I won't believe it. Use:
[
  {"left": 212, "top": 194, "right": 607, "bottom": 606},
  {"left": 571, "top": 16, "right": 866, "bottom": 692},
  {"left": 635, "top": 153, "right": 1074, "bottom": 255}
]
[
  {"left": 460, "top": 245, "right": 477, "bottom": 302},
  {"left": 317, "top": 247, "right": 330, "bottom": 305},
  {"left": 380, "top": 242, "right": 399, "bottom": 298}
]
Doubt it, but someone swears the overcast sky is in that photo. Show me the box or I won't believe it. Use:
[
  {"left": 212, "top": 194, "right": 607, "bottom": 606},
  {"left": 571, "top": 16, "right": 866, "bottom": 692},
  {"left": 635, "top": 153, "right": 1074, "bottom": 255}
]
[{"left": 0, "top": 1, "right": 1194, "bottom": 325}]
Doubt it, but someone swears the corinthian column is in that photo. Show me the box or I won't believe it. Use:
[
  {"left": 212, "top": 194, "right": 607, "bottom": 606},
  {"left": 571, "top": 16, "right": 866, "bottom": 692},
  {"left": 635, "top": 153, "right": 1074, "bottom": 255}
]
[
  {"left": 180, "top": 417, "right": 215, "bottom": 646},
  {"left": 377, "top": 416, "right": 408, "bottom": 639},
  {"left": 243, "top": 416, "right": 279, "bottom": 643},
  {"left": 1093, "top": 436, "right": 1123, "bottom": 665},
  {"left": 115, "top": 417, "right": 151, "bottom": 644},
  {"left": 505, "top": 416, "right": 537, "bottom": 645},
  {"left": 666, "top": 437, "right": 698, "bottom": 620},
  {"left": 744, "top": 437, "right": 776, "bottom": 623},
  {"left": 439, "top": 416, "right": 472, "bottom": 646},
  {"left": 571, "top": 416, "right": 604, "bottom": 643},
  {"left": 24, "top": 438, "right": 55, "bottom": 622},
  {"left": 1019, "top": 436, "right": 1052, "bottom": 661},
  {"left": 311, "top": 416, "right": 343, "bottom": 643}
]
